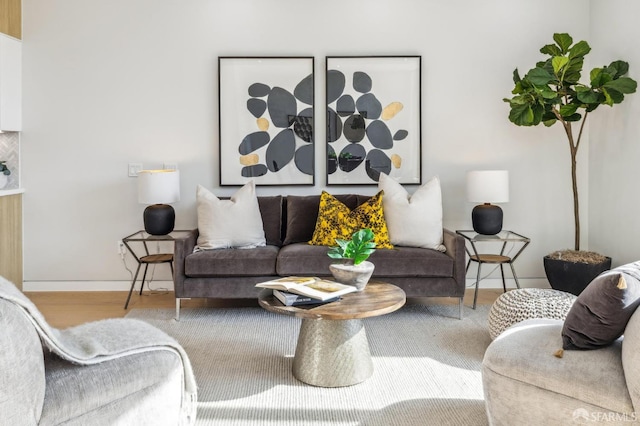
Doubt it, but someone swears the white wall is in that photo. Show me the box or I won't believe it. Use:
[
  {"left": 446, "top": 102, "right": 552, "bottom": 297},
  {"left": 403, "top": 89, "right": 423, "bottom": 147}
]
[
  {"left": 588, "top": 0, "right": 640, "bottom": 265},
  {"left": 21, "top": 0, "right": 593, "bottom": 288}
]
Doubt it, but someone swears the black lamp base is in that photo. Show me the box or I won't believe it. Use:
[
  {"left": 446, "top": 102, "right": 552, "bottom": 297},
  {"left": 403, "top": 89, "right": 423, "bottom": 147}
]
[
  {"left": 472, "top": 203, "right": 503, "bottom": 235},
  {"left": 143, "top": 204, "right": 175, "bottom": 235}
]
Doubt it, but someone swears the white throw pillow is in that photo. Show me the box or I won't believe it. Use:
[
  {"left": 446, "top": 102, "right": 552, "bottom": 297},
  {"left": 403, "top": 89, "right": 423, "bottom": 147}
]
[
  {"left": 378, "top": 173, "right": 445, "bottom": 251},
  {"left": 195, "top": 181, "right": 266, "bottom": 250}
]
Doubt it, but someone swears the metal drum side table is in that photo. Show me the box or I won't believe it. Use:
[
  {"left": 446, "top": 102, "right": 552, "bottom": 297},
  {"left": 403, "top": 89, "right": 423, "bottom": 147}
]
[{"left": 259, "top": 281, "right": 406, "bottom": 387}]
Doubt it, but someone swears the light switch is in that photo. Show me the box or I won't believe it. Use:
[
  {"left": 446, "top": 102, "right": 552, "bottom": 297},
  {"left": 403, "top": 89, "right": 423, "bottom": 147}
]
[{"left": 128, "top": 163, "right": 143, "bottom": 177}]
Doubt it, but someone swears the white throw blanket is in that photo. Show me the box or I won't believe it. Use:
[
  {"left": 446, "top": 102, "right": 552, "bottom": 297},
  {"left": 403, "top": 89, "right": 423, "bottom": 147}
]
[{"left": 0, "top": 277, "right": 197, "bottom": 425}]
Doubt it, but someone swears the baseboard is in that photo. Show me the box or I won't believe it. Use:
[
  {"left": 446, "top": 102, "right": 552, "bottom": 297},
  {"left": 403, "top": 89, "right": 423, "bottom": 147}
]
[
  {"left": 465, "top": 277, "right": 550, "bottom": 289},
  {"left": 23, "top": 278, "right": 549, "bottom": 292},
  {"left": 23, "top": 280, "right": 175, "bottom": 292}
]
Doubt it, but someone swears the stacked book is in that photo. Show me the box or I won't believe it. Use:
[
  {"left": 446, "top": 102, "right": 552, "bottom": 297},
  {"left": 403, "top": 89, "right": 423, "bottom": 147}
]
[
  {"left": 255, "top": 276, "right": 357, "bottom": 307},
  {"left": 272, "top": 289, "right": 340, "bottom": 306}
]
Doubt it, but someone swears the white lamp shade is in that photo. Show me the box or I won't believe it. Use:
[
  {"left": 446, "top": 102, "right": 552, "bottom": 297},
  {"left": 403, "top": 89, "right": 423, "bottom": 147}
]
[
  {"left": 138, "top": 170, "right": 180, "bottom": 205},
  {"left": 466, "top": 170, "right": 509, "bottom": 203}
]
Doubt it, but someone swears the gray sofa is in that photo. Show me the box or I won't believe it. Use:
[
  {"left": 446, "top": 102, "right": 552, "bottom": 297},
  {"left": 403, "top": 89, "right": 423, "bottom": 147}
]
[
  {"left": 173, "top": 193, "right": 466, "bottom": 319},
  {"left": 482, "top": 314, "right": 640, "bottom": 425}
]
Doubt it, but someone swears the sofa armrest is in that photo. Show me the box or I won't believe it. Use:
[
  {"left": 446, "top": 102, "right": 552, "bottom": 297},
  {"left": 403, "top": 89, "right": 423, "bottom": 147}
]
[
  {"left": 173, "top": 229, "right": 198, "bottom": 298},
  {"left": 443, "top": 228, "right": 466, "bottom": 297}
]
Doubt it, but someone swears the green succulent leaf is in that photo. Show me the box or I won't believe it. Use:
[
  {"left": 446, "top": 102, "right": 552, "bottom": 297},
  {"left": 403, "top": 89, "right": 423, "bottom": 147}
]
[{"left": 326, "top": 228, "right": 376, "bottom": 265}]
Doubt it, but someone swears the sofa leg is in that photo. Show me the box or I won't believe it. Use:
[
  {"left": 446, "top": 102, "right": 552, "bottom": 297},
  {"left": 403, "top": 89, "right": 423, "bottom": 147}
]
[
  {"left": 175, "top": 299, "right": 181, "bottom": 321},
  {"left": 459, "top": 297, "right": 464, "bottom": 319}
]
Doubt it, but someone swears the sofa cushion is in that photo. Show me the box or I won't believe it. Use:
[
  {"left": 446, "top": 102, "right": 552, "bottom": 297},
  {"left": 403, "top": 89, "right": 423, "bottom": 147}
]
[
  {"left": 40, "top": 350, "right": 182, "bottom": 426},
  {"left": 186, "top": 245, "right": 279, "bottom": 277},
  {"left": 378, "top": 173, "right": 446, "bottom": 251},
  {"left": 283, "top": 194, "right": 358, "bottom": 245},
  {"left": 562, "top": 261, "right": 640, "bottom": 350},
  {"left": 309, "top": 191, "right": 393, "bottom": 249},
  {"left": 277, "top": 244, "right": 452, "bottom": 277},
  {"left": 258, "top": 196, "right": 283, "bottom": 246},
  {"left": 195, "top": 182, "right": 266, "bottom": 250}
]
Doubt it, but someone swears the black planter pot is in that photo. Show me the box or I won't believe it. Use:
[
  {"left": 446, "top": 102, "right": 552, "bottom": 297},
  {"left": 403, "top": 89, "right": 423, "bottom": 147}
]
[{"left": 543, "top": 255, "right": 612, "bottom": 296}]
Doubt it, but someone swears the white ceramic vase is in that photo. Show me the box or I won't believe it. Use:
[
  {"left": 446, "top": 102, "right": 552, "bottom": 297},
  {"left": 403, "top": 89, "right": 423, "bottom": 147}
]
[
  {"left": 329, "top": 261, "right": 375, "bottom": 291},
  {"left": 0, "top": 174, "right": 8, "bottom": 189}
]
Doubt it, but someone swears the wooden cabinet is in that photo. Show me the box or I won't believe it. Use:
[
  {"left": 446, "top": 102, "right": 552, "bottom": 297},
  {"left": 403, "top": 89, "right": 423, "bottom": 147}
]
[
  {"left": 0, "top": 193, "right": 22, "bottom": 289},
  {"left": 0, "top": 33, "right": 21, "bottom": 131},
  {"left": 0, "top": 0, "right": 21, "bottom": 39}
]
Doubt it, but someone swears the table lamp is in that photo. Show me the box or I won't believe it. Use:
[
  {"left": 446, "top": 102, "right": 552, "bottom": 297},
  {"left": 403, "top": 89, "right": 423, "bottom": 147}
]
[
  {"left": 466, "top": 170, "right": 509, "bottom": 235},
  {"left": 138, "top": 169, "right": 180, "bottom": 235}
]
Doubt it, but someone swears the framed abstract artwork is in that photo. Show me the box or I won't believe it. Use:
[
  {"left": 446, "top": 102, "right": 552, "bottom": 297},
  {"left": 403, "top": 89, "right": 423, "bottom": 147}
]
[
  {"left": 326, "top": 56, "right": 422, "bottom": 185},
  {"left": 218, "top": 57, "right": 315, "bottom": 186}
]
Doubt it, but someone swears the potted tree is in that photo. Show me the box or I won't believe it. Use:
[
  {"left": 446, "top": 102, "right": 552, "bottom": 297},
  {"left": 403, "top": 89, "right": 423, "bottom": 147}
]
[
  {"left": 327, "top": 228, "right": 376, "bottom": 291},
  {"left": 504, "top": 33, "right": 637, "bottom": 295}
]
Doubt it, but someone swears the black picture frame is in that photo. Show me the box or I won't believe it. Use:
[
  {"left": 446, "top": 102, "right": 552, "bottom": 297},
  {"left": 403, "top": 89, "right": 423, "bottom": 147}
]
[
  {"left": 218, "top": 56, "right": 315, "bottom": 186},
  {"left": 326, "top": 56, "right": 422, "bottom": 185}
]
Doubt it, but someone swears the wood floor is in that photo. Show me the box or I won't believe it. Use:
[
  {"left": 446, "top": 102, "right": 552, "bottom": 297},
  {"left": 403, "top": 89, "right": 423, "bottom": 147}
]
[{"left": 25, "top": 288, "right": 504, "bottom": 329}]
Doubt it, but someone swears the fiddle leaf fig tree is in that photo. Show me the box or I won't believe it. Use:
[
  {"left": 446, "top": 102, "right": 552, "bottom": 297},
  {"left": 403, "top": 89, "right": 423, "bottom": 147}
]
[{"left": 504, "top": 33, "right": 637, "bottom": 251}]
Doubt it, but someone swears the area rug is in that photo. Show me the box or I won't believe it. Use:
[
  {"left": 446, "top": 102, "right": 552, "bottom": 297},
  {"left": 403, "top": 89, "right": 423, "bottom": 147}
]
[{"left": 126, "top": 304, "right": 492, "bottom": 426}]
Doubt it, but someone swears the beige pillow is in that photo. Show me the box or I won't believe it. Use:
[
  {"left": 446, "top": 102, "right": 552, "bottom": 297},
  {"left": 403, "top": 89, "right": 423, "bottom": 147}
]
[
  {"left": 378, "top": 173, "right": 445, "bottom": 251},
  {"left": 195, "top": 181, "right": 266, "bottom": 250}
]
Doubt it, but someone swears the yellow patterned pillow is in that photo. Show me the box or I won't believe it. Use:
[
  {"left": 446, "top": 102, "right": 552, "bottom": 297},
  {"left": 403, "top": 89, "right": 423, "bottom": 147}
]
[{"left": 309, "top": 191, "right": 393, "bottom": 249}]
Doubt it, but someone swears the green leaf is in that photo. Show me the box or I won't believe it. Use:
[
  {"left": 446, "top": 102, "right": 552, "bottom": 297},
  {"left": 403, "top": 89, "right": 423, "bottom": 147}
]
[
  {"left": 576, "top": 89, "right": 599, "bottom": 104},
  {"left": 512, "top": 69, "right": 521, "bottom": 84},
  {"left": 540, "top": 43, "right": 562, "bottom": 56},
  {"left": 563, "top": 58, "right": 584, "bottom": 84},
  {"left": 543, "top": 119, "right": 557, "bottom": 127},
  {"left": 590, "top": 67, "right": 604, "bottom": 86},
  {"left": 564, "top": 113, "right": 582, "bottom": 122},
  {"left": 604, "top": 77, "right": 637, "bottom": 94},
  {"left": 606, "top": 60, "right": 629, "bottom": 78},
  {"left": 508, "top": 104, "right": 535, "bottom": 126},
  {"left": 559, "top": 103, "right": 579, "bottom": 117},
  {"left": 568, "top": 40, "right": 591, "bottom": 59},
  {"left": 603, "top": 87, "right": 624, "bottom": 104},
  {"left": 586, "top": 103, "right": 601, "bottom": 113},
  {"left": 526, "top": 67, "right": 554, "bottom": 86},
  {"left": 553, "top": 33, "right": 573, "bottom": 53},
  {"left": 541, "top": 88, "right": 558, "bottom": 99},
  {"left": 602, "top": 88, "right": 614, "bottom": 106},
  {"left": 552, "top": 56, "right": 569, "bottom": 74}
]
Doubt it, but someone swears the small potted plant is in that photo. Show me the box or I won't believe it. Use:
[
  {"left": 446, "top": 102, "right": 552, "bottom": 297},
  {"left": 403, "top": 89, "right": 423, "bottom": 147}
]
[
  {"left": 0, "top": 160, "right": 10, "bottom": 189},
  {"left": 327, "top": 228, "right": 376, "bottom": 291}
]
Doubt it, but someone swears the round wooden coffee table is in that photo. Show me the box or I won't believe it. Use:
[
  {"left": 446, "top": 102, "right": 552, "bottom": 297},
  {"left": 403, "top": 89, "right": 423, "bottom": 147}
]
[{"left": 258, "top": 281, "right": 406, "bottom": 387}]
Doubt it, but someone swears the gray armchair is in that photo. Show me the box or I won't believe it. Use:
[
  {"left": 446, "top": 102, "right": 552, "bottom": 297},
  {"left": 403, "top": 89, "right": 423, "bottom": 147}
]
[{"left": 0, "top": 278, "right": 197, "bottom": 426}]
